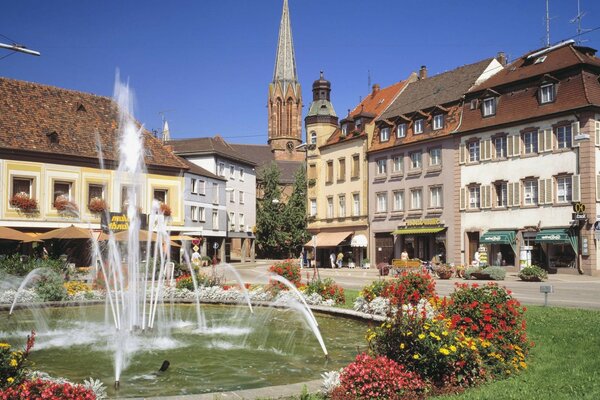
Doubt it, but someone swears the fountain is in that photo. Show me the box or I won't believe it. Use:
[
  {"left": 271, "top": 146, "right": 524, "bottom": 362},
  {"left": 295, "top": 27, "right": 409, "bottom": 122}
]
[{"left": 0, "top": 76, "right": 369, "bottom": 397}]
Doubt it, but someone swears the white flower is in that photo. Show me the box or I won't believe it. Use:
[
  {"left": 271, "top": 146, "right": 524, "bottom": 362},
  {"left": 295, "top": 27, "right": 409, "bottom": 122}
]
[{"left": 321, "top": 369, "right": 341, "bottom": 394}]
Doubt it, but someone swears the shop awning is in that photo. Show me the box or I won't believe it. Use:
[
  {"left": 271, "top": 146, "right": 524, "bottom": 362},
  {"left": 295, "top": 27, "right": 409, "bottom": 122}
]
[
  {"left": 480, "top": 230, "right": 517, "bottom": 254},
  {"left": 535, "top": 228, "right": 578, "bottom": 255},
  {"left": 351, "top": 234, "right": 368, "bottom": 248},
  {"left": 304, "top": 231, "right": 353, "bottom": 248},
  {"left": 391, "top": 227, "right": 445, "bottom": 235}
]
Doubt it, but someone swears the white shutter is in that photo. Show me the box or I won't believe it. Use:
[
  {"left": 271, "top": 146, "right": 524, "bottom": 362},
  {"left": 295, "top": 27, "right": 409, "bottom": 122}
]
[
  {"left": 507, "top": 136, "right": 514, "bottom": 157},
  {"left": 572, "top": 175, "right": 580, "bottom": 202},
  {"left": 460, "top": 188, "right": 466, "bottom": 211},
  {"left": 596, "top": 175, "right": 600, "bottom": 201},
  {"left": 485, "top": 139, "right": 492, "bottom": 161},
  {"left": 483, "top": 185, "right": 492, "bottom": 209},
  {"left": 571, "top": 121, "right": 580, "bottom": 147},
  {"left": 596, "top": 121, "right": 600, "bottom": 147},
  {"left": 538, "top": 179, "right": 546, "bottom": 205},
  {"left": 545, "top": 178, "right": 554, "bottom": 204},
  {"left": 513, "top": 182, "right": 520, "bottom": 207},
  {"left": 512, "top": 135, "right": 521, "bottom": 156},
  {"left": 459, "top": 143, "right": 466, "bottom": 164},
  {"left": 538, "top": 130, "right": 545, "bottom": 153},
  {"left": 507, "top": 182, "right": 513, "bottom": 207},
  {"left": 544, "top": 129, "right": 553, "bottom": 152}
]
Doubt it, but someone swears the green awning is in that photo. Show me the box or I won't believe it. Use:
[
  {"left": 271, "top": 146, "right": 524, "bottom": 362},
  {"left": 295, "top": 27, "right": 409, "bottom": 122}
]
[
  {"left": 480, "top": 230, "right": 515, "bottom": 245},
  {"left": 536, "top": 228, "right": 578, "bottom": 255},
  {"left": 391, "top": 227, "right": 445, "bottom": 235}
]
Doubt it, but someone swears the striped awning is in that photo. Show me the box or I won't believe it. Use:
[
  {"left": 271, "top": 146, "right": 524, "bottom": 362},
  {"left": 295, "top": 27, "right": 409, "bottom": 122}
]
[
  {"left": 391, "top": 227, "right": 445, "bottom": 235},
  {"left": 304, "top": 231, "right": 352, "bottom": 248}
]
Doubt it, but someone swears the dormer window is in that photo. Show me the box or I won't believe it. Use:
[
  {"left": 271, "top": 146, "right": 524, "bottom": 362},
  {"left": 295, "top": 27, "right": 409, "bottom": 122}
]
[
  {"left": 432, "top": 115, "right": 444, "bottom": 130},
  {"left": 482, "top": 97, "right": 496, "bottom": 117},
  {"left": 355, "top": 118, "right": 362, "bottom": 130},
  {"left": 540, "top": 83, "right": 555, "bottom": 104},
  {"left": 341, "top": 124, "right": 348, "bottom": 136},
  {"left": 310, "top": 131, "right": 317, "bottom": 144},
  {"left": 414, "top": 119, "right": 424, "bottom": 134},
  {"left": 396, "top": 123, "right": 406, "bottom": 138},
  {"left": 380, "top": 127, "right": 390, "bottom": 142},
  {"left": 46, "top": 131, "right": 59, "bottom": 144}
]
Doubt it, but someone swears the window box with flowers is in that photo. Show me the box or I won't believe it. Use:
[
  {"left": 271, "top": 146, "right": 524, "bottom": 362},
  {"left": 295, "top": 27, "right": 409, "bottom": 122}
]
[
  {"left": 160, "top": 203, "right": 172, "bottom": 217},
  {"left": 54, "top": 196, "right": 79, "bottom": 217},
  {"left": 88, "top": 197, "right": 108, "bottom": 214},
  {"left": 10, "top": 193, "right": 39, "bottom": 214},
  {"left": 307, "top": 178, "right": 316, "bottom": 187}
]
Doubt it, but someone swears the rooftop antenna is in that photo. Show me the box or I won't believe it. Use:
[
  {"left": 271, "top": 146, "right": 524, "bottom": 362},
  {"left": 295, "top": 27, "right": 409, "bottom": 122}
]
[
  {"left": 367, "top": 69, "right": 372, "bottom": 91},
  {"left": 570, "top": 0, "right": 590, "bottom": 44},
  {"left": 0, "top": 33, "right": 40, "bottom": 59},
  {"left": 545, "top": 0, "right": 551, "bottom": 47}
]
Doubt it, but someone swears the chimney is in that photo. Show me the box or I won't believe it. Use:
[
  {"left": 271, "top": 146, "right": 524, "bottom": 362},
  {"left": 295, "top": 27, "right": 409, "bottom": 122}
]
[
  {"left": 419, "top": 65, "right": 427, "bottom": 80},
  {"left": 497, "top": 51, "right": 507, "bottom": 66},
  {"left": 371, "top": 83, "right": 380, "bottom": 97}
]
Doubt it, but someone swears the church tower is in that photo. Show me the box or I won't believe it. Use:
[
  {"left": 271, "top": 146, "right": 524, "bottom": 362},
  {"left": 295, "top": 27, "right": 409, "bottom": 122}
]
[{"left": 268, "top": 0, "right": 303, "bottom": 161}]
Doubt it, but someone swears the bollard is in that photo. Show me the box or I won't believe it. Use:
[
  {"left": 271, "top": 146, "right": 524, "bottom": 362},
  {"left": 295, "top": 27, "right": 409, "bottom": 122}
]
[{"left": 540, "top": 285, "right": 553, "bottom": 307}]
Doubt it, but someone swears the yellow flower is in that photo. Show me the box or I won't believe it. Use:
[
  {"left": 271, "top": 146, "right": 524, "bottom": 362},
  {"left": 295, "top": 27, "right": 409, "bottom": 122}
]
[
  {"left": 418, "top": 334, "right": 426, "bottom": 340},
  {"left": 424, "top": 324, "right": 430, "bottom": 330},
  {"left": 442, "top": 331, "right": 448, "bottom": 336},
  {"left": 400, "top": 343, "right": 405, "bottom": 349},
  {"left": 413, "top": 354, "right": 420, "bottom": 359},
  {"left": 6, "top": 377, "right": 14, "bottom": 384},
  {"left": 9, "top": 359, "right": 17, "bottom": 367},
  {"left": 439, "top": 348, "right": 450, "bottom": 356},
  {"left": 406, "top": 331, "right": 413, "bottom": 336},
  {"left": 0, "top": 343, "right": 10, "bottom": 349},
  {"left": 520, "top": 361, "right": 527, "bottom": 369},
  {"left": 450, "top": 345, "right": 457, "bottom": 352}
]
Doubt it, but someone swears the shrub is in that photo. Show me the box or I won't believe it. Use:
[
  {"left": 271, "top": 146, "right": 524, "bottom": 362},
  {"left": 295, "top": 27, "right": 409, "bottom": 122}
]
[
  {"left": 0, "top": 379, "right": 96, "bottom": 399},
  {"left": 445, "top": 283, "right": 531, "bottom": 376},
  {"left": 368, "top": 314, "right": 484, "bottom": 387},
  {"left": 518, "top": 265, "right": 547, "bottom": 281},
  {"left": 382, "top": 271, "right": 437, "bottom": 307},
  {"left": 175, "top": 275, "right": 195, "bottom": 291},
  {"left": 305, "top": 278, "right": 345, "bottom": 305},
  {"left": 333, "top": 353, "right": 427, "bottom": 400},
  {"left": 481, "top": 266, "right": 506, "bottom": 281},
  {"left": 34, "top": 272, "right": 67, "bottom": 302},
  {"left": 0, "top": 331, "right": 35, "bottom": 389},
  {"left": 0, "top": 256, "right": 64, "bottom": 277},
  {"left": 463, "top": 266, "right": 482, "bottom": 279},
  {"left": 269, "top": 259, "right": 301, "bottom": 287},
  {"left": 359, "top": 280, "right": 389, "bottom": 302}
]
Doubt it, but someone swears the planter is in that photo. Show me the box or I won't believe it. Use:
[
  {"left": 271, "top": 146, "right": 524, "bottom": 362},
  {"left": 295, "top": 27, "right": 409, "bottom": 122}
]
[
  {"left": 469, "top": 272, "right": 492, "bottom": 280},
  {"left": 519, "top": 276, "right": 543, "bottom": 282},
  {"left": 437, "top": 271, "right": 453, "bottom": 279}
]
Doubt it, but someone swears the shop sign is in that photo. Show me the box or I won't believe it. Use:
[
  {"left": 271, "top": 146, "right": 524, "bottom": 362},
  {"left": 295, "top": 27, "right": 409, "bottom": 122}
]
[
  {"left": 582, "top": 237, "right": 589, "bottom": 256},
  {"left": 484, "top": 235, "right": 503, "bottom": 242},
  {"left": 572, "top": 213, "right": 587, "bottom": 221},
  {"left": 539, "top": 234, "right": 562, "bottom": 240},
  {"left": 405, "top": 218, "right": 440, "bottom": 227},
  {"left": 101, "top": 212, "right": 148, "bottom": 232}
]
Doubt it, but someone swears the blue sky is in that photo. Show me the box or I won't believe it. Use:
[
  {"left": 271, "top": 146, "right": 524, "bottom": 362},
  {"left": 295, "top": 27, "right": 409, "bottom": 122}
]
[{"left": 1, "top": 1, "right": 599, "bottom": 144}]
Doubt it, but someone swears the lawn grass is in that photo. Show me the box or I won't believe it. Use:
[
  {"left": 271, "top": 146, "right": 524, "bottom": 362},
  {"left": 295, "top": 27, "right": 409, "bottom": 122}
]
[
  {"left": 437, "top": 306, "right": 600, "bottom": 399},
  {"left": 340, "top": 288, "right": 360, "bottom": 309}
]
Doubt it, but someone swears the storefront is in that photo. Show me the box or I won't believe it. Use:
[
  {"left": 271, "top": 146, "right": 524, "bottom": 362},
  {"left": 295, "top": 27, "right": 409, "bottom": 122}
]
[
  {"left": 535, "top": 228, "right": 578, "bottom": 270},
  {"left": 304, "top": 231, "right": 353, "bottom": 268},
  {"left": 392, "top": 218, "right": 447, "bottom": 263},
  {"left": 479, "top": 230, "right": 516, "bottom": 266}
]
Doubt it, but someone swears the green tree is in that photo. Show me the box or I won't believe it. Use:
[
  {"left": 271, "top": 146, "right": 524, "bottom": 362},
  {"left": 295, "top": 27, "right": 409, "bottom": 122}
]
[
  {"left": 255, "top": 162, "right": 285, "bottom": 258},
  {"left": 282, "top": 165, "right": 309, "bottom": 257}
]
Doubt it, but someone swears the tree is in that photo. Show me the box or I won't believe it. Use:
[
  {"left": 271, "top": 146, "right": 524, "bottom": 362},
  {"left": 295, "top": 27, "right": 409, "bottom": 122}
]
[
  {"left": 255, "top": 162, "right": 285, "bottom": 258},
  {"left": 282, "top": 165, "right": 309, "bottom": 257}
]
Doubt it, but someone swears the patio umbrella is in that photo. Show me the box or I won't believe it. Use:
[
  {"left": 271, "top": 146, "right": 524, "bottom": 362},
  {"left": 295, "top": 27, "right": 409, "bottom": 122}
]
[
  {"left": 37, "top": 225, "right": 94, "bottom": 240},
  {"left": 112, "top": 230, "right": 180, "bottom": 247},
  {"left": 0, "top": 227, "right": 42, "bottom": 242},
  {"left": 170, "top": 235, "right": 194, "bottom": 241}
]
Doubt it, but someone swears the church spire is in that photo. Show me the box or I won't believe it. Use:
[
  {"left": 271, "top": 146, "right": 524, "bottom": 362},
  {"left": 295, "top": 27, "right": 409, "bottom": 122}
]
[{"left": 273, "top": 0, "right": 297, "bottom": 89}]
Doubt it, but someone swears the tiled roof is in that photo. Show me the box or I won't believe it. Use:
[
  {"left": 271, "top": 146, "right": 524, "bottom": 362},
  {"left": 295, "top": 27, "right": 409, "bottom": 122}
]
[
  {"left": 379, "top": 58, "right": 495, "bottom": 120},
  {"left": 229, "top": 143, "right": 302, "bottom": 184},
  {"left": 168, "top": 136, "right": 256, "bottom": 167},
  {"left": 178, "top": 157, "right": 224, "bottom": 181},
  {"left": 0, "top": 77, "right": 187, "bottom": 171}
]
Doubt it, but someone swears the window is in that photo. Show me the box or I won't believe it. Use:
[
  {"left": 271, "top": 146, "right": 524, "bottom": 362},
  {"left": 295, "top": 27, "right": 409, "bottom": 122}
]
[
  {"left": 397, "top": 123, "right": 406, "bottom": 138},
  {"left": 410, "top": 189, "right": 422, "bottom": 210},
  {"left": 483, "top": 97, "right": 496, "bottom": 116},
  {"left": 376, "top": 159, "right": 387, "bottom": 175},
  {"left": 380, "top": 127, "right": 390, "bottom": 142},
  {"left": 121, "top": 186, "right": 133, "bottom": 209},
  {"left": 153, "top": 189, "right": 167, "bottom": 204},
  {"left": 88, "top": 184, "right": 104, "bottom": 205},
  {"left": 12, "top": 177, "right": 33, "bottom": 198},
  {"left": 310, "top": 131, "right": 317, "bottom": 144},
  {"left": 468, "top": 141, "right": 480, "bottom": 162},
  {"left": 410, "top": 151, "right": 422, "bottom": 169},
  {"left": 493, "top": 136, "right": 507, "bottom": 159},
  {"left": 468, "top": 186, "right": 480, "bottom": 209},
  {"left": 556, "top": 176, "right": 572, "bottom": 203},
  {"left": 433, "top": 114, "right": 444, "bottom": 130},
  {"left": 556, "top": 125, "right": 572, "bottom": 149},
  {"left": 355, "top": 118, "right": 362, "bottom": 130},
  {"left": 310, "top": 199, "right": 317, "bottom": 217},
  {"left": 327, "top": 197, "right": 334, "bottom": 218},
  {"left": 229, "top": 212, "right": 236, "bottom": 230},
  {"left": 326, "top": 161, "right": 334, "bottom": 183},
  {"left": 198, "top": 207, "right": 206, "bottom": 222},
  {"left": 338, "top": 158, "right": 346, "bottom": 181},
  {"left": 229, "top": 189, "right": 235, "bottom": 203},
  {"left": 353, "top": 193, "right": 360, "bottom": 216},
  {"left": 540, "top": 83, "right": 555, "bottom": 104},
  {"left": 190, "top": 178, "right": 198, "bottom": 194},
  {"left": 191, "top": 206, "right": 199, "bottom": 222},
  {"left": 196, "top": 180, "right": 205, "bottom": 195},
  {"left": 414, "top": 119, "right": 424, "bottom": 134},
  {"left": 338, "top": 195, "right": 346, "bottom": 218},
  {"left": 308, "top": 163, "right": 317, "bottom": 180},
  {"left": 523, "top": 180, "right": 538, "bottom": 205},
  {"left": 212, "top": 210, "right": 219, "bottom": 229},
  {"left": 429, "top": 148, "right": 441, "bottom": 166},
  {"left": 523, "top": 131, "right": 538, "bottom": 154},
  {"left": 376, "top": 192, "right": 387, "bottom": 213},
  {"left": 218, "top": 162, "right": 225, "bottom": 177},
  {"left": 430, "top": 186, "right": 443, "bottom": 208},
  {"left": 239, "top": 168, "right": 245, "bottom": 181},
  {"left": 212, "top": 183, "right": 219, "bottom": 204},
  {"left": 392, "top": 155, "right": 403, "bottom": 174},
  {"left": 54, "top": 181, "right": 72, "bottom": 203},
  {"left": 239, "top": 213, "right": 245, "bottom": 229},
  {"left": 351, "top": 155, "right": 360, "bottom": 178},
  {"left": 495, "top": 182, "right": 508, "bottom": 207},
  {"left": 229, "top": 165, "right": 235, "bottom": 179},
  {"left": 392, "top": 190, "right": 404, "bottom": 211},
  {"left": 239, "top": 190, "right": 245, "bottom": 204},
  {"left": 341, "top": 124, "right": 348, "bottom": 136}
]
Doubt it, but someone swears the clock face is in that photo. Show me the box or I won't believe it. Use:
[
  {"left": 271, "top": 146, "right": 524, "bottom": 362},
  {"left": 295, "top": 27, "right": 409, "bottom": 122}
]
[{"left": 286, "top": 141, "right": 294, "bottom": 151}]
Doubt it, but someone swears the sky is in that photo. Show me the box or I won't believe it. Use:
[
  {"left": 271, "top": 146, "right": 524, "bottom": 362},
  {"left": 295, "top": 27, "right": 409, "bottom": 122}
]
[{"left": 1, "top": 1, "right": 600, "bottom": 145}]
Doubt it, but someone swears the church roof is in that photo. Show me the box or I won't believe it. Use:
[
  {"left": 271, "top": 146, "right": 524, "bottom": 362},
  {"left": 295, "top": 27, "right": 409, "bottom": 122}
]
[{"left": 272, "top": 0, "right": 298, "bottom": 93}]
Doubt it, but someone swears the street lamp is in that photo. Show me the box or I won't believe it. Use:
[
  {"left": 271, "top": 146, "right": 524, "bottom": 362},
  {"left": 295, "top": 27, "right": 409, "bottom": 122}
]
[{"left": 296, "top": 141, "right": 319, "bottom": 278}]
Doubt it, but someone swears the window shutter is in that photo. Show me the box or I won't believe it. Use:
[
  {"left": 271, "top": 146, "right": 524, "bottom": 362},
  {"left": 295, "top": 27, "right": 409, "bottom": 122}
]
[
  {"left": 544, "top": 129, "right": 553, "bottom": 152},
  {"left": 572, "top": 175, "right": 580, "bottom": 202},
  {"left": 538, "top": 179, "right": 546, "bottom": 205},
  {"left": 507, "top": 182, "right": 513, "bottom": 207},
  {"left": 571, "top": 121, "right": 580, "bottom": 147},
  {"left": 597, "top": 175, "right": 600, "bottom": 201},
  {"left": 513, "top": 182, "right": 520, "bottom": 207},
  {"left": 459, "top": 143, "right": 466, "bottom": 164},
  {"left": 545, "top": 178, "right": 554, "bottom": 204},
  {"left": 596, "top": 121, "right": 600, "bottom": 147},
  {"left": 512, "top": 135, "right": 521, "bottom": 156},
  {"left": 481, "top": 139, "right": 490, "bottom": 161},
  {"left": 538, "top": 130, "right": 545, "bottom": 153},
  {"left": 507, "top": 136, "right": 514, "bottom": 157},
  {"left": 483, "top": 185, "right": 492, "bottom": 209},
  {"left": 459, "top": 188, "right": 466, "bottom": 211}
]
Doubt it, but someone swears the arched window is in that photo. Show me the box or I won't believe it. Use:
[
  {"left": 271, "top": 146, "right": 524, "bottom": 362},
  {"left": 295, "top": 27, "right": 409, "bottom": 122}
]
[
  {"left": 276, "top": 98, "right": 283, "bottom": 136},
  {"left": 310, "top": 131, "right": 317, "bottom": 144}
]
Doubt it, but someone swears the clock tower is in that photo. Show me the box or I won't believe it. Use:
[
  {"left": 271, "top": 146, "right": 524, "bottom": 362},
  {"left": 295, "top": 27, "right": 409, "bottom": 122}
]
[{"left": 268, "top": 0, "right": 303, "bottom": 161}]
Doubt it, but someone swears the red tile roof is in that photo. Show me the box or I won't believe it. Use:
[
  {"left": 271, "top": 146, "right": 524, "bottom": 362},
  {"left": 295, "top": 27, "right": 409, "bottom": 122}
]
[{"left": 0, "top": 77, "right": 187, "bottom": 171}]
